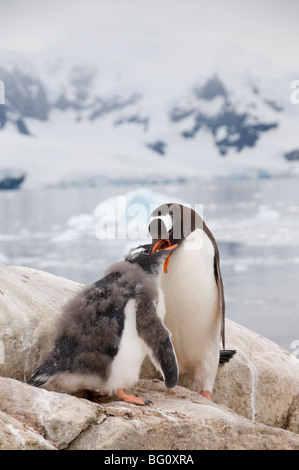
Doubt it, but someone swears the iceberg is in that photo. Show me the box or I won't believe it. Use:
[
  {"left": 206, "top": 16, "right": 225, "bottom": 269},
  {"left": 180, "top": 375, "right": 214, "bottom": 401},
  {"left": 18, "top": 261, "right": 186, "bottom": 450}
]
[
  {"left": 94, "top": 188, "right": 186, "bottom": 250},
  {"left": 52, "top": 187, "right": 186, "bottom": 253}
]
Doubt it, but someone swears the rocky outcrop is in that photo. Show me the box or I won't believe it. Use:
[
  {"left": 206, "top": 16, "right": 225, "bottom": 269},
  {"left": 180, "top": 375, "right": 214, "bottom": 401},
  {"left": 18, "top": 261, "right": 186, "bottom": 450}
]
[
  {"left": 160, "top": 322, "right": 298, "bottom": 433},
  {"left": 0, "top": 377, "right": 97, "bottom": 450},
  {"left": 0, "top": 172, "right": 26, "bottom": 190},
  {"left": 214, "top": 322, "right": 299, "bottom": 433},
  {"left": 284, "top": 150, "right": 299, "bottom": 161},
  {"left": 0, "top": 67, "right": 50, "bottom": 135},
  {"left": 142, "top": 322, "right": 299, "bottom": 434},
  {"left": 0, "top": 265, "right": 298, "bottom": 450},
  {"left": 0, "top": 377, "right": 298, "bottom": 450},
  {"left": 0, "top": 264, "right": 83, "bottom": 381}
]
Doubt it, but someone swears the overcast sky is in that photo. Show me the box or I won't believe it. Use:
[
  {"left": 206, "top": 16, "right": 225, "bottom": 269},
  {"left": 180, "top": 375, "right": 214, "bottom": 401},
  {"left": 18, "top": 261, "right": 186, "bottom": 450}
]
[{"left": 0, "top": 0, "right": 298, "bottom": 71}]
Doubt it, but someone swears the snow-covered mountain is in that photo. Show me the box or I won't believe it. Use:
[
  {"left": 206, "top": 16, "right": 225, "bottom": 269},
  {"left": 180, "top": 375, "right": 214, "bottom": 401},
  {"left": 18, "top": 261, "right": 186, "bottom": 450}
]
[{"left": 1, "top": 47, "right": 299, "bottom": 187}]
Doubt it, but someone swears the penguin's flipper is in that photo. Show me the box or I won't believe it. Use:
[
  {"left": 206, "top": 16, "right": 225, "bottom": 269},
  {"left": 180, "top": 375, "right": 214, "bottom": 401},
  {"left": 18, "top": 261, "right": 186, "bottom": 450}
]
[
  {"left": 204, "top": 222, "right": 226, "bottom": 349},
  {"left": 27, "top": 335, "right": 77, "bottom": 387},
  {"left": 136, "top": 301, "right": 179, "bottom": 389},
  {"left": 27, "top": 360, "right": 55, "bottom": 387},
  {"left": 155, "top": 336, "right": 179, "bottom": 389},
  {"left": 219, "top": 349, "right": 236, "bottom": 365},
  {"left": 214, "top": 248, "right": 226, "bottom": 350}
]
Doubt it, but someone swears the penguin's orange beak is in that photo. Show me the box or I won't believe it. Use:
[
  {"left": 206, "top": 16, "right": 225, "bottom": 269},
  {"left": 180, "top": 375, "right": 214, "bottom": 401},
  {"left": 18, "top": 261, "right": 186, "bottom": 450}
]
[
  {"left": 150, "top": 239, "right": 178, "bottom": 273},
  {"left": 150, "top": 239, "right": 178, "bottom": 253}
]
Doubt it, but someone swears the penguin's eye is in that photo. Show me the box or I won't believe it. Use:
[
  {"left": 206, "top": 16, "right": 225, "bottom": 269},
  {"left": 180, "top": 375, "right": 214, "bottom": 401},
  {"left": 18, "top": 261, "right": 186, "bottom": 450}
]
[
  {"left": 129, "top": 247, "right": 147, "bottom": 259},
  {"left": 169, "top": 211, "right": 173, "bottom": 216}
]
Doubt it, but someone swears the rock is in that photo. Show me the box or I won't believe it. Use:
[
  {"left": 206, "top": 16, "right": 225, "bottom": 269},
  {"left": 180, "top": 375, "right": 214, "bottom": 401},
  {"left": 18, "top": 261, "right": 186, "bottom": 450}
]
[
  {"left": 0, "top": 377, "right": 298, "bottom": 450},
  {"left": 0, "top": 171, "right": 26, "bottom": 190},
  {"left": 0, "top": 409, "right": 55, "bottom": 450},
  {"left": 69, "top": 380, "right": 299, "bottom": 451},
  {"left": 141, "top": 320, "right": 299, "bottom": 434},
  {"left": 284, "top": 150, "right": 299, "bottom": 161},
  {"left": 0, "top": 264, "right": 298, "bottom": 449},
  {"left": 0, "top": 377, "right": 99, "bottom": 449},
  {"left": 214, "top": 321, "right": 299, "bottom": 433},
  {"left": 0, "top": 264, "right": 82, "bottom": 381}
]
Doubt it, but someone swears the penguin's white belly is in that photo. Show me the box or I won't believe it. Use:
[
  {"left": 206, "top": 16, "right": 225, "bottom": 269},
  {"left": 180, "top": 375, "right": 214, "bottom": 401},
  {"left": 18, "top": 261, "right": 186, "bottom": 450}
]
[
  {"left": 162, "top": 229, "right": 221, "bottom": 373},
  {"left": 106, "top": 299, "right": 148, "bottom": 393}
]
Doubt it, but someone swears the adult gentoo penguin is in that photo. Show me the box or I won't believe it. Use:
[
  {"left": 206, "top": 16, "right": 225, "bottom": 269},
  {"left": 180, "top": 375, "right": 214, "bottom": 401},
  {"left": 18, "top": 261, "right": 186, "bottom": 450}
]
[
  {"left": 27, "top": 244, "right": 178, "bottom": 405},
  {"left": 148, "top": 203, "right": 235, "bottom": 400}
]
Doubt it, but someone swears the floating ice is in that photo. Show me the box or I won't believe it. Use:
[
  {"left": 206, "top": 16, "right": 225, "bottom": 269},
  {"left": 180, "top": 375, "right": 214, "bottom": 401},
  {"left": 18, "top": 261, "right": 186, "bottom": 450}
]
[{"left": 256, "top": 205, "right": 280, "bottom": 219}]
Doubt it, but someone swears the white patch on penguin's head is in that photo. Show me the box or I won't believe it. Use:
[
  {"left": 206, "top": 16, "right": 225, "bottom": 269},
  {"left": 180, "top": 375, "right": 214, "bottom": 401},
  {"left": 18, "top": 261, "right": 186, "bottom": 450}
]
[
  {"left": 126, "top": 245, "right": 150, "bottom": 261},
  {"left": 148, "top": 203, "right": 181, "bottom": 243},
  {"left": 125, "top": 243, "right": 175, "bottom": 277},
  {"left": 148, "top": 203, "right": 204, "bottom": 251},
  {"left": 148, "top": 213, "right": 173, "bottom": 237}
]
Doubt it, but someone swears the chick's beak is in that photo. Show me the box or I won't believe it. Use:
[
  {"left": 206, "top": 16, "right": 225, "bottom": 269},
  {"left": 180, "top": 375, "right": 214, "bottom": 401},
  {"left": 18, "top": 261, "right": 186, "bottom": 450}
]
[
  {"left": 149, "top": 239, "right": 179, "bottom": 273},
  {"left": 150, "top": 239, "right": 169, "bottom": 254},
  {"left": 150, "top": 239, "right": 178, "bottom": 255}
]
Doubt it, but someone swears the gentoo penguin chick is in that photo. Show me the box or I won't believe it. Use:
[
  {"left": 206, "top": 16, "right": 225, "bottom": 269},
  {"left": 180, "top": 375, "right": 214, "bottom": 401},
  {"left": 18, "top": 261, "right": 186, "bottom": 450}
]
[
  {"left": 27, "top": 244, "right": 179, "bottom": 405},
  {"left": 148, "top": 203, "right": 235, "bottom": 400}
]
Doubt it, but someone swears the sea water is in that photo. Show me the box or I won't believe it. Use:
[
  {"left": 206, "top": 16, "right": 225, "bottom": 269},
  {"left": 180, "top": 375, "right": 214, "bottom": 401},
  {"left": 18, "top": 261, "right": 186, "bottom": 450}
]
[{"left": 0, "top": 177, "right": 298, "bottom": 353}]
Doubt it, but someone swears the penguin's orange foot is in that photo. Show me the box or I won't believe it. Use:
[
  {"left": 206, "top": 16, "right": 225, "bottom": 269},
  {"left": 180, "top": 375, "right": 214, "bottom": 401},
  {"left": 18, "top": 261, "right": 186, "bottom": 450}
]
[
  {"left": 200, "top": 390, "right": 211, "bottom": 400},
  {"left": 117, "top": 388, "right": 152, "bottom": 406}
]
